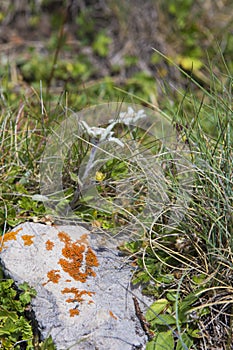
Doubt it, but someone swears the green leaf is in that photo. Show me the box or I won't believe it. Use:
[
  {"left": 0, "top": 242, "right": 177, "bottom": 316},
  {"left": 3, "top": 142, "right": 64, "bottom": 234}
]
[
  {"left": 19, "top": 283, "right": 37, "bottom": 305},
  {"left": 69, "top": 171, "right": 79, "bottom": 182},
  {"left": 18, "top": 282, "right": 30, "bottom": 292},
  {"left": 146, "top": 330, "right": 174, "bottom": 350},
  {"left": 199, "top": 307, "right": 210, "bottom": 317},
  {"left": 156, "top": 331, "right": 174, "bottom": 349},
  {"left": 176, "top": 333, "right": 193, "bottom": 350},
  {"left": 19, "top": 292, "right": 31, "bottom": 305},
  {"left": 146, "top": 299, "right": 169, "bottom": 322},
  {"left": 178, "top": 292, "right": 199, "bottom": 318},
  {"left": 18, "top": 197, "right": 34, "bottom": 211},
  {"left": 146, "top": 340, "right": 156, "bottom": 350},
  {"left": 17, "top": 316, "right": 33, "bottom": 343},
  {"left": 0, "top": 317, "right": 19, "bottom": 334},
  {"left": 150, "top": 314, "right": 177, "bottom": 326},
  {"left": 124, "top": 240, "right": 142, "bottom": 253},
  {"left": 191, "top": 273, "right": 206, "bottom": 284},
  {"left": 0, "top": 328, "right": 11, "bottom": 336},
  {"left": 132, "top": 270, "right": 151, "bottom": 285},
  {"left": 187, "top": 327, "right": 201, "bottom": 338},
  {"left": 158, "top": 274, "right": 174, "bottom": 284},
  {"left": 7, "top": 218, "right": 23, "bottom": 227},
  {"left": 0, "top": 309, "right": 18, "bottom": 321},
  {"left": 0, "top": 279, "right": 14, "bottom": 290},
  {"left": 40, "top": 335, "right": 56, "bottom": 350},
  {"left": 19, "top": 282, "right": 36, "bottom": 295},
  {"left": 166, "top": 291, "right": 177, "bottom": 302}
]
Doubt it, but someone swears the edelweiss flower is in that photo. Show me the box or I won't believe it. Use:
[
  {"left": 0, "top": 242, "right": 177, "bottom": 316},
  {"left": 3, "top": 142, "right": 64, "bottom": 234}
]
[{"left": 80, "top": 120, "right": 124, "bottom": 147}]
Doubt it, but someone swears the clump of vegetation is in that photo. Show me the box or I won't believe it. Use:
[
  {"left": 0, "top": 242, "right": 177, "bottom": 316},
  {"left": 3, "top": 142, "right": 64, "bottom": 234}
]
[
  {"left": 0, "top": 276, "right": 35, "bottom": 349},
  {"left": 0, "top": 268, "right": 56, "bottom": 349},
  {"left": 124, "top": 68, "right": 233, "bottom": 349}
]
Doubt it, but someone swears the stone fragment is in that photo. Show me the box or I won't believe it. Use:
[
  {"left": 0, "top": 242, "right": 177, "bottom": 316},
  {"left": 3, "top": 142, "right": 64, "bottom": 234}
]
[{"left": 0, "top": 222, "right": 151, "bottom": 350}]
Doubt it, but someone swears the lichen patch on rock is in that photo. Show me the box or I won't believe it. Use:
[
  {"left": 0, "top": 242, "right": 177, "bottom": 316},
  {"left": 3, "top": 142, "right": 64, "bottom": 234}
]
[
  {"left": 0, "top": 222, "right": 150, "bottom": 349},
  {"left": 21, "top": 234, "right": 35, "bottom": 246},
  {"left": 0, "top": 227, "right": 22, "bottom": 251}
]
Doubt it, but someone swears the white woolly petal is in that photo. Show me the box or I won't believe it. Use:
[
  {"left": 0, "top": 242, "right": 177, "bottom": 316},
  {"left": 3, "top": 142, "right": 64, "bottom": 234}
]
[{"left": 108, "top": 137, "right": 124, "bottom": 147}]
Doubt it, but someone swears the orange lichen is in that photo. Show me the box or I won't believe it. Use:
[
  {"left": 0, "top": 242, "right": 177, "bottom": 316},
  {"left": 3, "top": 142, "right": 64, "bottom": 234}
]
[
  {"left": 58, "top": 231, "right": 99, "bottom": 283},
  {"left": 62, "top": 287, "right": 95, "bottom": 316},
  {"left": 85, "top": 247, "right": 99, "bottom": 274},
  {"left": 0, "top": 228, "right": 22, "bottom": 252},
  {"left": 45, "top": 239, "right": 54, "bottom": 251},
  {"left": 58, "top": 231, "right": 71, "bottom": 243},
  {"left": 21, "top": 234, "right": 35, "bottom": 246},
  {"left": 56, "top": 231, "right": 99, "bottom": 317},
  {"left": 43, "top": 269, "right": 61, "bottom": 286},
  {"left": 69, "top": 309, "right": 80, "bottom": 317},
  {"left": 109, "top": 310, "right": 118, "bottom": 320},
  {"left": 47, "top": 269, "right": 61, "bottom": 283}
]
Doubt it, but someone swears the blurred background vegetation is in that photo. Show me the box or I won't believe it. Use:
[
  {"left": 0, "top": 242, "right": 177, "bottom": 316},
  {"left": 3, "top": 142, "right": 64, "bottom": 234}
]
[{"left": 0, "top": 0, "right": 232, "bottom": 108}]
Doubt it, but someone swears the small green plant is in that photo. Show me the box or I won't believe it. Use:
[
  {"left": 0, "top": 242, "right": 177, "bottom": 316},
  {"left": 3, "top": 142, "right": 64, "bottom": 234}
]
[
  {"left": 132, "top": 259, "right": 209, "bottom": 349},
  {"left": 0, "top": 277, "right": 36, "bottom": 349},
  {"left": 0, "top": 271, "right": 56, "bottom": 350},
  {"left": 92, "top": 31, "right": 112, "bottom": 57}
]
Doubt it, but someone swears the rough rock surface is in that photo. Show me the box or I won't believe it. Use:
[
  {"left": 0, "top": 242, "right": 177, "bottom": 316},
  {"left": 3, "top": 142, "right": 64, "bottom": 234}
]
[{"left": 0, "top": 222, "right": 151, "bottom": 349}]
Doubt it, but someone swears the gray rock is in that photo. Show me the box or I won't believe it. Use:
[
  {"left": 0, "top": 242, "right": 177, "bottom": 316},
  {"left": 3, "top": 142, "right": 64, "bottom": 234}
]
[{"left": 0, "top": 222, "right": 151, "bottom": 349}]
